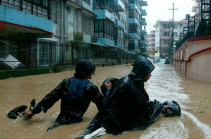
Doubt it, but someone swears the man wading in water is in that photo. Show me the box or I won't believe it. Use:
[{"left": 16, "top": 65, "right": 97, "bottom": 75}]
[
  {"left": 24, "top": 59, "right": 105, "bottom": 131},
  {"left": 79, "top": 57, "right": 172, "bottom": 138}
]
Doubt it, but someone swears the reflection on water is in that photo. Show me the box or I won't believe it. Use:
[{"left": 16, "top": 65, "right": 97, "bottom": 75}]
[{"left": 0, "top": 63, "right": 211, "bottom": 139}]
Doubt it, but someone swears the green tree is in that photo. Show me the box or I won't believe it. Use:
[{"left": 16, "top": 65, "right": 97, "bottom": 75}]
[{"left": 196, "top": 20, "right": 209, "bottom": 36}]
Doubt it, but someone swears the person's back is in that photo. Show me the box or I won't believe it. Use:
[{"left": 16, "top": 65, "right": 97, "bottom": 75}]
[{"left": 24, "top": 59, "right": 104, "bottom": 130}]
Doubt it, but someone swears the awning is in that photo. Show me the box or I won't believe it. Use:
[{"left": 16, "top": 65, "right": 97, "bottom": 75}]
[
  {"left": 0, "top": 21, "right": 52, "bottom": 38},
  {"left": 89, "top": 42, "right": 105, "bottom": 47}
]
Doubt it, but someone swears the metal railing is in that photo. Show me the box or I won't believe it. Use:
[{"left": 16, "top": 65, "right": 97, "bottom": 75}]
[
  {"left": 0, "top": 0, "right": 51, "bottom": 19},
  {"left": 175, "top": 0, "right": 211, "bottom": 50}
]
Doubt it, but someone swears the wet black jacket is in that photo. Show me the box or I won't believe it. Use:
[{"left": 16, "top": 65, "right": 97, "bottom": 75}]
[
  {"left": 84, "top": 57, "right": 164, "bottom": 135},
  {"left": 31, "top": 77, "right": 103, "bottom": 125}
]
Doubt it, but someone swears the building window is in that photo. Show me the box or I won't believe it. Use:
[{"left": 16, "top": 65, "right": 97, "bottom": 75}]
[
  {"left": 94, "top": 19, "right": 114, "bottom": 40},
  {"left": 173, "top": 32, "right": 178, "bottom": 38},
  {"left": 117, "top": 27, "right": 124, "bottom": 44},
  {"left": 26, "top": 0, "right": 49, "bottom": 8},
  {"left": 141, "top": 35, "right": 145, "bottom": 40},
  {"left": 129, "top": 24, "right": 137, "bottom": 33},
  {"left": 129, "top": 39, "right": 134, "bottom": 43},
  {"left": 129, "top": 9, "right": 134, "bottom": 18},
  {"left": 164, "top": 32, "right": 170, "bottom": 36},
  {"left": 163, "top": 24, "right": 170, "bottom": 29}
]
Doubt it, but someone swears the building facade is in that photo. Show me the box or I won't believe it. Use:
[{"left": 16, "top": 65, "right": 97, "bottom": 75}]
[
  {"left": 0, "top": 0, "right": 56, "bottom": 69},
  {"left": 154, "top": 19, "right": 188, "bottom": 59},
  {"left": 128, "top": 0, "right": 147, "bottom": 55},
  {"left": 146, "top": 30, "right": 155, "bottom": 58},
  {"left": 0, "top": 0, "right": 148, "bottom": 70}
]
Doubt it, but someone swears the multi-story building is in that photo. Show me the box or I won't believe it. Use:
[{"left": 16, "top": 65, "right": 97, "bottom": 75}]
[
  {"left": 154, "top": 19, "right": 188, "bottom": 58},
  {"left": 0, "top": 0, "right": 57, "bottom": 69},
  {"left": 146, "top": 30, "right": 155, "bottom": 58},
  {"left": 128, "top": 0, "right": 147, "bottom": 54},
  {"left": 140, "top": 0, "right": 148, "bottom": 55},
  {"left": 0, "top": 0, "right": 149, "bottom": 70}
]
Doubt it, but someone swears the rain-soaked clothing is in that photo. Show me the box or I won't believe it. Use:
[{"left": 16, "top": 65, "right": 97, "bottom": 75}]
[
  {"left": 31, "top": 77, "right": 103, "bottom": 129},
  {"left": 83, "top": 57, "right": 164, "bottom": 135}
]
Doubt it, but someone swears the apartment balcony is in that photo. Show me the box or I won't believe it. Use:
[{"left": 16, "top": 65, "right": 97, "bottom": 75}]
[
  {"left": 129, "top": 33, "right": 141, "bottom": 39},
  {"left": 141, "top": 30, "right": 147, "bottom": 35},
  {"left": 148, "top": 41, "right": 155, "bottom": 45},
  {"left": 130, "top": 3, "right": 139, "bottom": 11},
  {"left": 141, "top": 19, "right": 147, "bottom": 25},
  {"left": 115, "top": 19, "right": 125, "bottom": 29},
  {"left": 161, "top": 44, "right": 169, "bottom": 47},
  {"left": 141, "top": 0, "right": 148, "bottom": 6},
  {"left": 160, "top": 28, "right": 171, "bottom": 31},
  {"left": 114, "top": 0, "right": 124, "bottom": 12},
  {"left": 141, "top": 40, "right": 147, "bottom": 45},
  {"left": 129, "top": 18, "right": 141, "bottom": 26},
  {"left": 93, "top": 4, "right": 115, "bottom": 22},
  {"left": 116, "top": 42, "right": 124, "bottom": 49},
  {"left": 97, "top": 38, "right": 115, "bottom": 46},
  {"left": 0, "top": 5, "right": 53, "bottom": 38},
  {"left": 160, "top": 36, "right": 170, "bottom": 39},
  {"left": 141, "top": 9, "right": 147, "bottom": 16}
]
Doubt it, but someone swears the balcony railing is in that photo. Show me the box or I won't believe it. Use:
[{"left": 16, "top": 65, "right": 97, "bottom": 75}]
[
  {"left": 93, "top": 2, "right": 116, "bottom": 15},
  {"left": 0, "top": 0, "right": 51, "bottom": 19},
  {"left": 160, "top": 36, "right": 170, "bottom": 39},
  {"left": 140, "top": 0, "right": 148, "bottom": 6}
]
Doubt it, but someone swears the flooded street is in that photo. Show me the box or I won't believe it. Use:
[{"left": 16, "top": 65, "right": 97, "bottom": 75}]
[{"left": 0, "top": 63, "right": 211, "bottom": 139}]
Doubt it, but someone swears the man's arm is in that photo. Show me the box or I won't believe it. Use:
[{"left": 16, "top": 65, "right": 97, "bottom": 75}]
[
  {"left": 87, "top": 82, "right": 104, "bottom": 110},
  {"left": 24, "top": 79, "right": 68, "bottom": 119}
]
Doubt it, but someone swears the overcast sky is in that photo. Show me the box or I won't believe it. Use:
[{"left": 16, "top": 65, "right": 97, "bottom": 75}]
[{"left": 145, "top": 0, "right": 195, "bottom": 32}]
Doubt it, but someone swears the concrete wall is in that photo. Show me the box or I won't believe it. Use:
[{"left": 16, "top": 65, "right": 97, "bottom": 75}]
[{"left": 173, "top": 36, "right": 211, "bottom": 82}]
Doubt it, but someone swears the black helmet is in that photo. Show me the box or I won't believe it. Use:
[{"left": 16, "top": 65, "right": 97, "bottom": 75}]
[{"left": 163, "top": 100, "right": 181, "bottom": 117}]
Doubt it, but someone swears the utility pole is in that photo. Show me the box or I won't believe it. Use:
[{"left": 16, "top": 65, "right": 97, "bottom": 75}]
[{"left": 169, "top": 3, "right": 178, "bottom": 64}]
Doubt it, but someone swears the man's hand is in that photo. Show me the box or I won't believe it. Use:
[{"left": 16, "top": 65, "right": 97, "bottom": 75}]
[
  {"left": 23, "top": 111, "right": 34, "bottom": 119},
  {"left": 105, "top": 82, "right": 112, "bottom": 90},
  {"left": 163, "top": 105, "right": 173, "bottom": 113}
]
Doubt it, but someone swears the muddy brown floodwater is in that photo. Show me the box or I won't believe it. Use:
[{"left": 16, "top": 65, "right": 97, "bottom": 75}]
[{"left": 0, "top": 63, "right": 211, "bottom": 139}]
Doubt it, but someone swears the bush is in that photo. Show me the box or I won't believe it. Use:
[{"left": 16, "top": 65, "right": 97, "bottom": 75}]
[
  {"left": 0, "top": 68, "right": 50, "bottom": 80},
  {"left": 196, "top": 20, "right": 209, "bottom": 36}
]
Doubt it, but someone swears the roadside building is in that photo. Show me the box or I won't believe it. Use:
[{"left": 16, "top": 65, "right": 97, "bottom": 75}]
[
  {"left": 146, "top": 30, "right": 155, "bottom": 59},
  {"left": 0, "top": 0, "right": 56, "bottom": 69},
  {"left": 0, "top": 0, "right": 149, "bottom": 70},
  {"left": 128, "top": 0, "right": 148, "bottom": 55},
  {"left": 154, "top": 19, "right": 188, "bottom": 58}
]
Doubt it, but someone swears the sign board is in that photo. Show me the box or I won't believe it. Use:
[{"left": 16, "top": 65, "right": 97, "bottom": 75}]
[{"left": 147, "top": 50, "right": 158, "bottom": 53}]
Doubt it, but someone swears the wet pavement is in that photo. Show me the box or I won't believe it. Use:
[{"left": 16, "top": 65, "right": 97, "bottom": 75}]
[{"left": 0, "top": 63, "right": 211, "bottom": 139}]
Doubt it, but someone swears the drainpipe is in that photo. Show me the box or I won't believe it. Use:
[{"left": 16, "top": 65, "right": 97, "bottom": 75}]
[
  {"left": 185, "top": 61, "right": 187, "bottom": 78},
  {"left": 63, "top": 0, "right": 67, "bottom": 65},
  {"left": 60, "top": 1, "right": 63, "bottom": 64}
]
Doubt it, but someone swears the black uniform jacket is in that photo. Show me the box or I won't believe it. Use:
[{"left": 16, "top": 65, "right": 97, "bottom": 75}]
[
  {"left": 31, "top": 77, "right": 104, "bottom": 125},
  {"left": 84, "top": 57, "right": 164, "bottom": 135}
]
